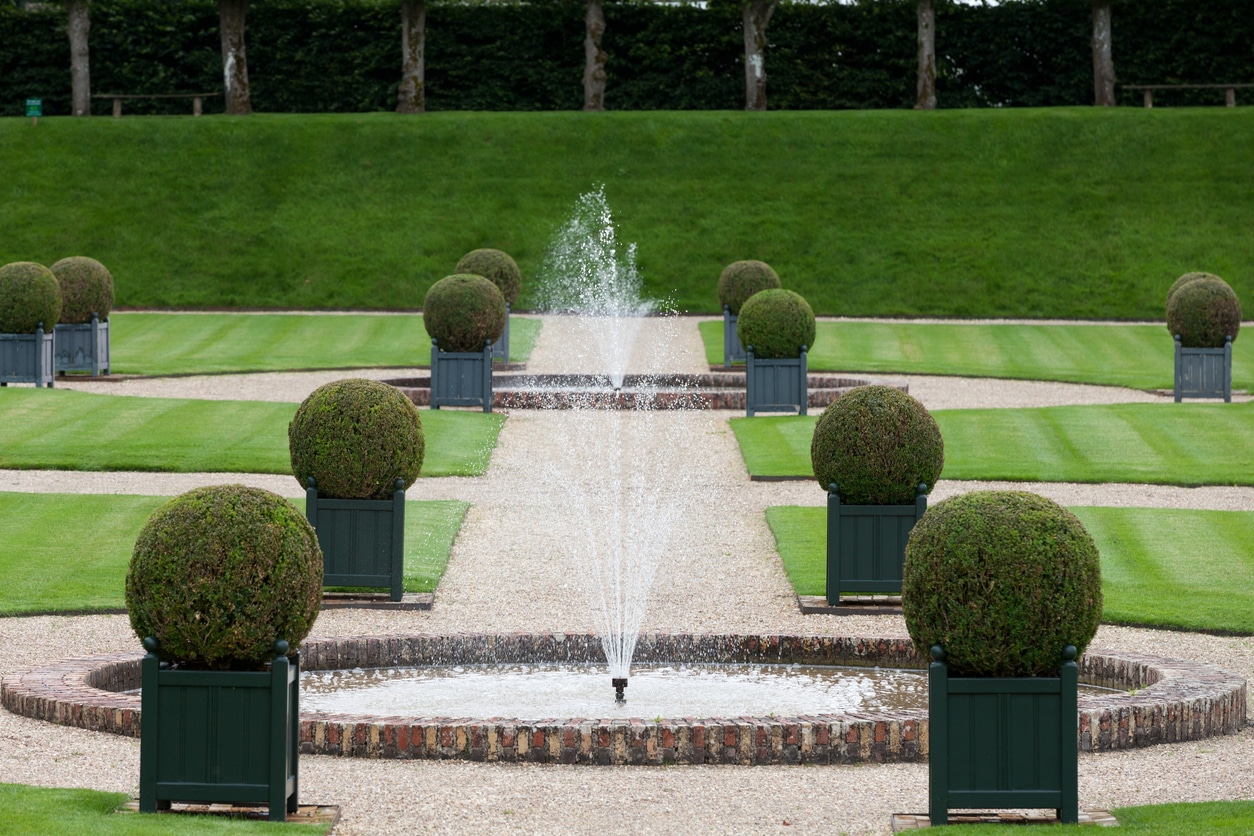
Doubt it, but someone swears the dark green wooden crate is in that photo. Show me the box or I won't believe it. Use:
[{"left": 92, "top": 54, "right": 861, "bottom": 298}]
[
  {"left": 745, "top": 347, "right": 807, "bottom": 416},
  {"left": 723, "top": 306, "right": 745, "bottom": 365},
  {"left": 825, "top": 484, "right": 927, "bottom": 603},
  {"left": 0, "top": 326, "right": 55, "bottom": 388},
  {"left": 1174, "top": 335, "right": 1232, "bottom": 402},
  {"left": 54, "top": 314, "right": 110, "bottom": 376},
  {"left": 430, "top": 339, "right": 493, "bottom": 412},
  {"left": 305, "top": 478, "right": 405, "bottom": 602}
]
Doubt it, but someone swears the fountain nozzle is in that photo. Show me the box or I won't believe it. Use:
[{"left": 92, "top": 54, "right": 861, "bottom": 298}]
[{"left": 612, "top": 677, "right": 628, "bottom": 702}]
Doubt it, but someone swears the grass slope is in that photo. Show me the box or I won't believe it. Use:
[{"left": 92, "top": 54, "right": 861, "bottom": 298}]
[
  {"left": 111, "top": 312, "right": 541, "bottom": 375},
  {"left": 3, "top": 109, "right": 1252, "bottom": 317},
  {"left": 766, "top": 505, "right": 1254, "bottom": 634},
  {"left": 731, "top": 403, "right": 1254, "bottom": 486},
  {"left": 701, "top": 320, "right": 1254, "bottom": 390},
  {"left": 0, "top": 389, "right": 503, "bottom": 476},
  {"left": 0, "top": 492, "right": 468, "bottom": 615}
]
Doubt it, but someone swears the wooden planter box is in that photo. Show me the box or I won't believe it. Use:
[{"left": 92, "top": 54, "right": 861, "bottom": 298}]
[
  {"left": 1174, "top": 335, "right": 1232, "bottom": 402},
  {"left": 929, "top": 645, "right": 1079, "bottom": 825},
  {"left": 745, "top": 347, "right": 808, "bottom": 416},
  {"left": 0, "top": 326, "right": 55, "bottom": 388},
  {"left": 826, "top": 484, "right": 927, "bottom": 604},
  {"left": 54, "top": 314, "right": 110, "bottom": 376},
  {"left": 305, "top": 478, "right": 406, "bottom": 602},
  {"left": 491, "top": 306, "right": 511, "bottom": 362},
  {"left": 139, "top": 638, "right": 299, "bottom": 822},
  {"left": 430, "top": 339, "right": 493, "bottom": 412},
  {"left": 723, "top": 306, "right": 745, "bottom": 365}
]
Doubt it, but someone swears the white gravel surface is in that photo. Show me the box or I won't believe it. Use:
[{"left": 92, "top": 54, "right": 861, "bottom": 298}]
[{"left": 2, "top": 314, "right": 1252, "bottom": 833}]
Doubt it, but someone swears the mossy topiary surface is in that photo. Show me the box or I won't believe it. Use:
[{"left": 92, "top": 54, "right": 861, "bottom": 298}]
[
  {"left": 902, "top": 490, "right": 1102, "bottom": 677},
  {"left": 455, "top": 249, "right": 521, "bottom": 307},
  {"left": 810, "top": 385, "right": 943, "bottom": 505},
  {"left": 51, "top": 257, "right": 114, "bottom": 324},
  {"left": 1165, "top": 271, "right": 1219, "bottom": 306},
  {"left": 289, "top": 378, "right": 424, "bottom": 500},
  {"left": 1166, "top": 276, "right": 1241, "bottom": 348},
  {"left": 717, "top": 260, "right": 781, "bottom": 315},
  {"left": 125, "top": 485, "right": 323, "bottom": 670},
  {"left": 423, "top": 274, "right": 507, "bottom": 353},
  {"left": 0, "top": 262, "right": 62, "bottom": 334},
  {"left": 736, "top": 288, "right": 816, "bottom": 359}
]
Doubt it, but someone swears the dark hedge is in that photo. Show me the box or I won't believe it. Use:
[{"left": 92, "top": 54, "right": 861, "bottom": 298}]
[
  {"left": 717, "top": 260, "right": 781, "bottom": 316},
  {"left": 736, "top": 287, "right": 815, "bottom": 359},
  {"left": 0, "top": 262, "right": 62, "bottom": 334},
  {"left": 423, "top": 273, "right": 507, "bottom": 352},
  {"left": 1166, "top": 276, "right": 1241, "bottom": 348},
  {"left": 51, "top": 256, "right": 114, "bottom": 324},
  {"left": 455, "top": 248, "right": 522, "bottom": 307}
]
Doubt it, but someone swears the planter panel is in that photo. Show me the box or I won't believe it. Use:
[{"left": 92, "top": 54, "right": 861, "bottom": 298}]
[
  {"left": 0, "top": 328, "right": 54, "bottom": 387},
  {"left": 54, "top": 315, "right": 110, "bottom": 376},
  {"left": 491, "top": 307, "right": 511, "bottom": 362},
  {"left": 745, "top": 348, "right": 807, "bottom": 416},
  {"left": 1174, "top": 336, "right": 1232, "bottom": 402},
  {"left": 306, "top": 480, "right": 405, "bottom": 601},
  {"left": 430, "top": 340, "right": 493, "bottom": 412},
  {"left": 825, "top": 487, "right": 926, "bottom": 602},
  {"left": 723, "top": 307, "right": 745, "bottom": 365}
]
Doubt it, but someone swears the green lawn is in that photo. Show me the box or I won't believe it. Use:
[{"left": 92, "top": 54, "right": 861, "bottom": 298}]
[
  {"left": 0, "top": 492, "right": 468, "bottom": 615},
  {"left": 932, "top": 801, "right": 1254, "bottom": 834},
  {"left": 701, "top": 320, "right": 1252, "bottom": 391},
  {"left": 0, "top": 389, "right": 503, "bottom": 476},
  {"left": 0, "top": 783, "right": 328, "bottom": 834},
  {"left": 3, "top": 109, "right": 1253, "bottom": 318},
  {"left": 766, "top": 505, "right": 1254, "bottom": 634},
  {"left": 108, "top": 312, "right": 541, "bottom": 375},
  {"left": 731, "top": 403, "right": 1254, "bottom": 486}
]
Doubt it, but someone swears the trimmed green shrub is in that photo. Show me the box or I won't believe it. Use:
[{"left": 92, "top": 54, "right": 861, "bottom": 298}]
[
  {"left": 423, "top": 274, "right": 507, "bottom": 352},
  {"left": 811, "top": 385, "right": 943, "bottom": 505},
  {"left": 1166, "top": 276, "right": 1241, "bottom": 348},
  {"left": 1165, "top": 271, "right": 1219, "bottom": 305},
  {"left": 455, "top": 248, "right": 521, "bottom": 307},
  {"left": 902, "top": 490, "right": 1103, "bottom": 677},
  {"left": 717, "top": 260, "right": 781, "bottom": 315},
  {"left": 125, "top": 485, "right": 323, "bottom": 670},
  {"left": 289, "top": 378, "right": 425, "bottom": 500},
  {"left": 736, "top": 288, "right": 816, "bottom": 359},
  {"left": 50, "top": 257, "right": 115, "bottom": 325},
  {"left": 0, "top": 262, "right": 61, "bottom": 334}
]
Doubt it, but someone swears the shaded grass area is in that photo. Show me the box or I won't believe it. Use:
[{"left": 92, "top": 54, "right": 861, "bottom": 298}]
[
  {"left": 0, "top": 492, "right": 468, "bottom": 615},
  {"left": 932, "top": 801, "right": 1254, "bottom": 834},
  {"left": 109, "top": 313, "right": 541, "bottom": 375},
  {"left": 766, "top": 505, "right": 1254, "bottom": 635},
  {"left": 700, "top": 320, "right": 1252, "bottom": 390},
  {"left": 731, "top": 403, "right": 1254, "bottom": 486},
  {"left": 0, "top": 389, "right": 503, "bottom": 476},
  {"left": 4, "top": 109, "right": 1254, "bottom": 318}
]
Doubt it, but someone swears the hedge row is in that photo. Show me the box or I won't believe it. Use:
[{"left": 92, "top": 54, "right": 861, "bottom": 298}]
[{"left": 4, "top": 0, "right": 1253, "bottom": 116}]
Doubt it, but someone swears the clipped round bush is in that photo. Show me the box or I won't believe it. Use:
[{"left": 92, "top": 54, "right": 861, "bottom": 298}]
[
  {"left": 423, "top": 274, "right": 507, "bottom": 352},
  {"left": 811, "top": 385, "right": 944, "bottom": 505},
  {"left": 289, "top": 378, "right": 424, "bottom": 500},
  {"left": 902, "top": 491, "right": 1103, "bottom": 677},
  {"left": 51, "top": 256, "right": 114, "bottom": 324},
  {"left": 717, "top": 260, "right": 781, "bottom": 315},
  {"left": 125, "top": 485, "right": 323, "bottom": 670},
  {"left": 455, "top": 248, "right": 521, "bottom": 307},
  {"left": 736, "top": 288, "right": 816, "bottom": 359},
  {"left": 0, "top": 262, "right": 61, "bottom": 334},
  {"left": 1165, "top": 271, "right": 1219, "bottom": 305},
  {"left": 1166, "top": 276, "right": 1241, "bottom": 348}
]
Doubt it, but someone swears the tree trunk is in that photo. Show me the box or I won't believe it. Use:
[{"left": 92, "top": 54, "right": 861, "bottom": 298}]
[
  {"left": 66, "top": 0, "right": 91, "bottom": 116},
  {"left": 219, "top": 0, "right": 252, "bottom": 115},
  {"left": 1091, "top": 0, "right": 1114, "bottom": 106},
  {"left": 397, "top": 0, "right": 426, "bottom": 113},
  {"left": 742, "top": 0, "right": 775, "bottom": 111},
  {"left": 915, "top": 0, "right": 936, "bottom": 110},
  {"left": 583, "top": 0, "right": 606, "bottom": 111}
]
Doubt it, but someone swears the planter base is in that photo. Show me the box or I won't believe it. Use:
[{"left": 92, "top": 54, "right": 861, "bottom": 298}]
[
  {"left": 745, "top": 347, "right": 808, "bottom": 416},
  {"left": 1174, "top": 335, "right": 1232, "bottom": 402},
  {"left": 826, "top": 485, "right": 927, "bottom": 604},
  {"left": 430, "top": 340, "right": 494, "bottom": 412},
  {"left": 54, "top": 315, "right": 110, "bottom": 376},
  {"left": 0, "top": 327, "right": 55, "bottom": 387},
  {"left": 306, "top": 479, "right": 406, "bottom": 602}
]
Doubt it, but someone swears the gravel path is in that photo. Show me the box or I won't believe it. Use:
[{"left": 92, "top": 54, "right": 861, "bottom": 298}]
[{"left": 2, "top": 314, "right": 1252, "bottom": 833}]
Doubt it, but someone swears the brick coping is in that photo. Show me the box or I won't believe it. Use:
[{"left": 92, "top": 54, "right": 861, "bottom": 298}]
[{"left": 2, "top": 633, "right": 1245, "bottom": 766}]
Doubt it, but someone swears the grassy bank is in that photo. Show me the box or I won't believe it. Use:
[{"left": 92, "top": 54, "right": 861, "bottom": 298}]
[{"left": 2, "top": 109, "right": 1252, "bottom": 317}]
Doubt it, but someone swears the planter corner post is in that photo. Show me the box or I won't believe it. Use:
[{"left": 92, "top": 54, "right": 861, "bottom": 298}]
[
  {"left": 390, "top": 478, "right": 406, "bottom": 602},
  {"left": 928, "top": 645, "right": 948, "bottom": 826}
]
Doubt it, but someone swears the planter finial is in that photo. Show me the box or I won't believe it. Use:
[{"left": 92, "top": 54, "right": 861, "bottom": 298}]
[
  {"left": 930, "top": 645, "right": 945, "bottom": 662},
  {"left": 273, "top": 639, "right": 289, "bottom": 658}
]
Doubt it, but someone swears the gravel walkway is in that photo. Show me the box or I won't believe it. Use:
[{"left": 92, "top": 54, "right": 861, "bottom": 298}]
[{"left": 1, "top": 315, "right": 1252, "bottom": 833}]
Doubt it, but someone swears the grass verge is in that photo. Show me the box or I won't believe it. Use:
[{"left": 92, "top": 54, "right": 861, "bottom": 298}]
[
  {"left": 766, "top": 505, "right": 1254, "bottom": 634},
  {"left": 0, "top": 389, "right": 503, "bottom": 476},
  {"left": 731, "top": 403, "right": 1254, "bottom": 486},
  {"left": 931, "top": 801, "right": 1254, "bottom": 834},
  {"left": 0, "top": 492, "right": 468, "bottom": 615}
]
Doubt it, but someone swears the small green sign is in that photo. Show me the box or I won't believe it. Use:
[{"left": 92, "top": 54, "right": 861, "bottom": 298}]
[{"left": 25, "top": 98, "right": 42, "bottom": 118}]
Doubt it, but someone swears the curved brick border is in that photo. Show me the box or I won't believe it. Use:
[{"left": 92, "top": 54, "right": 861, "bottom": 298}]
[{"left": 2, "top": 633, "right": 1245, "bottom": 766}]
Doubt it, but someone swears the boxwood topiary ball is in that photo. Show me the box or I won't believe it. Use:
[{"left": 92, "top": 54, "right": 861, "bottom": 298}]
[
  {"left": 455, "top": 248, "right": 521, "bottom": 307},
  {"left": 1166, "top": 276, "right": 1241, "bottom": 348},
  {"left": 51, "top": 256, "right": 114, "bottom": 325},
  {"left": 0, "top": 262, "right": 62, "bottom": 334},
  {"left": 423, "top": 274, "right": 507, "bottom": 352},
  {"left": 717, "top": 260, "right": 781, "bottom": 316},
  {"left": 125, "top": 485, "right": 323, "bottom": 670},
  {"left": 1165, "top": 271, "right": 1219, "bottom": 306},
  {"left": 289, "top": 378, "right": 424, "bottom": 500},
  {"left": 902, "top": 491, "right": 1102, "bottom": 677},
  {"left": 736, "top": 288, "right": 816, "bottom": 359},
  {"left": 811, "top": 385, "right": 943, "bottom": 505}
]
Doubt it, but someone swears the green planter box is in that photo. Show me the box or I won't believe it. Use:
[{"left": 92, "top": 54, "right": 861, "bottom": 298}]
[
  {"left": 826, "top": 484, "right": 927, "bottom": 603},
  {"left": 305, "top": 478, "right": 406, "bottom": 602},
  {"left": 139, "top": 638, "right": 299, "bottom": 822},
  {"left": 1174, "top": 335, "right": 1232, "bottom": 402},
  {"left": 745, "top": 347, "right": 807, "bottom": 416},
  {"left": 54, "top": 314, "right": 110, "bottom": 376},
  {"left": 0, "top": 326, "right": 55, "bottom": 388},
  {"left": 723, "top": 306, "right": 745, "bottom": 366},
  {"left": 928, "top": 645, "right": 1079, "bottom": 826},
  {"left": 430, "top": 339, "right": 493, "bottom": 412},
  {"left": 491, "top": 306, "right": 511, "bottom": 362}
]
